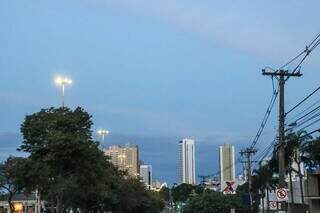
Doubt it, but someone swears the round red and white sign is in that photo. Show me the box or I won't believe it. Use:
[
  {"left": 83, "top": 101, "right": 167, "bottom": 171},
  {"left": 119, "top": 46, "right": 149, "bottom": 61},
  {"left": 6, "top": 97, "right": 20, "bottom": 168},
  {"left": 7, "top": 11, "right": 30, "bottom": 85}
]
[
  {"left": 276, "top": 188, "right": 288, "bottom": 200},
  {"left": 269, "top": 201, "right": 277, "bottom": 210}
]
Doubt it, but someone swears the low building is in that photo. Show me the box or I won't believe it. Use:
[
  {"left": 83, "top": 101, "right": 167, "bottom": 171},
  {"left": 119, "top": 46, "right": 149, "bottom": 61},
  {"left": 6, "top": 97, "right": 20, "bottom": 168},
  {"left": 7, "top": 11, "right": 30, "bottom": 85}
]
[
  {"left": 305, "top": 169, "right": 320, "bottom": 212},
  {"left": 0, "top": 194, "right": 37, "bottom": 213}
]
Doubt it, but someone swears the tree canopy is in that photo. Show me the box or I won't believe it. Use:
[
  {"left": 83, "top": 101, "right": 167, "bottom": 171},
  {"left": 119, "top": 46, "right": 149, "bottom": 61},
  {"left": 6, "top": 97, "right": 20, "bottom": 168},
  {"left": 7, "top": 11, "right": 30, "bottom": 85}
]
[{"left": 16, "top": 107, "right": 164, "bottom": 213}]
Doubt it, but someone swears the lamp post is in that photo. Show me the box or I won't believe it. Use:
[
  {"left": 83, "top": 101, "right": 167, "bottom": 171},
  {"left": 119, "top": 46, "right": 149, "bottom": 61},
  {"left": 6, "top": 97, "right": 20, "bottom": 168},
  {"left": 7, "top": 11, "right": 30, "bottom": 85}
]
[
  {"left": 97, "top": 129, "right": 109, "bottom": 144},
  {"left": 55, "top": 76, "right": 72, "bottom": 107}
]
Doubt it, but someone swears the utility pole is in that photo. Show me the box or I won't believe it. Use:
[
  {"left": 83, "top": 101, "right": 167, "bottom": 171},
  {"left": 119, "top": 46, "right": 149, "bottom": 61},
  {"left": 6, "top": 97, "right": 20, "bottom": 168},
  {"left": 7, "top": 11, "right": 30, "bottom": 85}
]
[
  {"left": 240, "top": 147, "right": 257, "bottom": 211},
  {"left": 262, "top": 69, "right": 302, "bottom": 188}
]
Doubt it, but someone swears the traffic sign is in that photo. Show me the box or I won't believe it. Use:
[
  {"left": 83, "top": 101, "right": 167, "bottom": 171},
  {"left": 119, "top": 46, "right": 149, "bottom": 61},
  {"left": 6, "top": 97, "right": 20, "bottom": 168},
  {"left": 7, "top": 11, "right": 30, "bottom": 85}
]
[
  {"left": 276, "top": 188, "right": 288, "bottom": 201},
  {"left": 269, "top": 201, "right": 277, "bottom": 210}
]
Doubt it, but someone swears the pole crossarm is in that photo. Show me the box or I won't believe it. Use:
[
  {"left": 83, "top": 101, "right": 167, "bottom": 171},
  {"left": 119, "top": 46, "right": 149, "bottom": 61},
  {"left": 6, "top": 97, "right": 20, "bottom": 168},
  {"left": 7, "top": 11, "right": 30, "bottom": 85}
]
[{"left": 262, "top": 69, "right": 302, "bottom": 77}]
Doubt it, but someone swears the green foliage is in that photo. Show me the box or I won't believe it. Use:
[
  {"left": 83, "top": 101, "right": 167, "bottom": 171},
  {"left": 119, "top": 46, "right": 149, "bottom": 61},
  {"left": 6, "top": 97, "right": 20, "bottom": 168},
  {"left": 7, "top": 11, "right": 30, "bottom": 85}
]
[
  {"left": 159, "top": 186, "right": 170, "bottom": 202},
  {"left": 303, "top": 137, "right": 320, "bottom": 167},
  {"left": 17, "top": 107, "right": 164, "bottom": 213},
  {"left": 0, "top": 156, "right": 28, "bottom": 212},
  {"left": 171, "top": 183, "right": 194, "bottom": 202},
  {"left": 182, "top": 191, "right": 246, "bottom": 213}
]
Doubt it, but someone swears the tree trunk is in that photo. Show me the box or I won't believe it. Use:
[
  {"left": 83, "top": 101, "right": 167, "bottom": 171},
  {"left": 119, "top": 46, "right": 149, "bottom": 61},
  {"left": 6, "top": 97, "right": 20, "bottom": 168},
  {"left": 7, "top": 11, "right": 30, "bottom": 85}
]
[
  {"left": 56, "top": 196, "right": 64, "bottom": 213},
  {"left": 297, "top": 158, "right": 305, "bottom": 211},
  {"left": 266, "top": 187, "right": 270, "bottom": 213},
  {"left": 8, "top": 192, "right": 14, "bottom": 213},
  {"left": 261, "top": 189, "right": 265, "bottom": 213}
]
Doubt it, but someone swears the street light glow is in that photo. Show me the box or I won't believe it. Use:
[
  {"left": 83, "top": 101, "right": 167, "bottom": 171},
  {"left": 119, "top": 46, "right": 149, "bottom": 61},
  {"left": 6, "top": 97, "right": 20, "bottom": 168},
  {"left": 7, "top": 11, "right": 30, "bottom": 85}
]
[
  {"left": 55, "top": 76, "right": 72, "bottom": 86},
  {"left": 97, "top": 129, "right": 109, "bottom": 136},
  {"left": 54, "top": 75, "right": 73, "bottom": 107},
  {"left": 97, "top": 129, "right": 110, "bottom": 145}
]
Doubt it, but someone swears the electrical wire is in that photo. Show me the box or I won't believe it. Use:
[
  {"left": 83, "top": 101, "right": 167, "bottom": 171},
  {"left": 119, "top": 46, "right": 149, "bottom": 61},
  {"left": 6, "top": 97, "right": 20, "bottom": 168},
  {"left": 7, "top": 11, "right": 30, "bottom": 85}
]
[
  {"left": 286, "top": 85, "right": 320, "bottom": 116},
  {"left": 286, "top": 98, "right": 320, "bottom": 124},
  {"left": 250, "top": 85, "right": 279, "bottom": 149}
]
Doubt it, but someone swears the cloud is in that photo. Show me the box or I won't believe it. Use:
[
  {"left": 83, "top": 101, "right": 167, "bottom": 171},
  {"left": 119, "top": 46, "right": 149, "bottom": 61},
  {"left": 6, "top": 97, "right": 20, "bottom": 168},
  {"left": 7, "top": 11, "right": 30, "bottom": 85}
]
[
  {"left": 85, "top": 0, "right": 314, "bottom": 60},
  {"left": 90, "top": 103, "right": 204, "bottom": 136}
]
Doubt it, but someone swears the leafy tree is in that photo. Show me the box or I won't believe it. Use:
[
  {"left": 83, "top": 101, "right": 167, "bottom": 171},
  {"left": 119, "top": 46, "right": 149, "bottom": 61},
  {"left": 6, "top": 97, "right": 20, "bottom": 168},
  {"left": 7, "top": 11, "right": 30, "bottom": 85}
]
[
  {"left": 171, "top": 183, "right": 194, "bottom": 202},
  {"left": 183, "top": 191, "right": 246, "bottom": 213},
  {"left": 0, "top": 157, "right": 27, "bottom": 213},
  {"left": 111, "top": 177, "right": 164, "bottom": 213},
  {"left": 159, "top": 186, "right": 170, "bottom": 202},
  {"left": 304, "top": 137, "right": 320, "bottom": 167},
  {"left": 194, "top": 184, "right": 205, "bottom": 194},
  {"left": 18, "top": 107, "right": 165, "bottom": 213},
  {"left": 19, "top": 107, "right": 117, "bottom": 212}
]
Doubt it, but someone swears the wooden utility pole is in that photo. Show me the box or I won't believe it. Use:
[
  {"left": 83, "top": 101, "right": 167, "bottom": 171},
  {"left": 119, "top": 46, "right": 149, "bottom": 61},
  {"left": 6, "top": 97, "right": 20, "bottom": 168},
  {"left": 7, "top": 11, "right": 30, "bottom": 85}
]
[
  {"left": 262, "top": 69, "right": 302, "bottom": 188},
  {"left": 240, "top": 147, "right": 257, "bottom": 211}
]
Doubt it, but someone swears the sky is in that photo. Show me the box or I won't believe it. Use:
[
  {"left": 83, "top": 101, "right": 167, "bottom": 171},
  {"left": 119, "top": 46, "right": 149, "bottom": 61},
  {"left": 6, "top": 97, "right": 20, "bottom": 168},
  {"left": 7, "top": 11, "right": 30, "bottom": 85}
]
[{"left": 0, "top": 0, "right": 320, "bottom": 184}]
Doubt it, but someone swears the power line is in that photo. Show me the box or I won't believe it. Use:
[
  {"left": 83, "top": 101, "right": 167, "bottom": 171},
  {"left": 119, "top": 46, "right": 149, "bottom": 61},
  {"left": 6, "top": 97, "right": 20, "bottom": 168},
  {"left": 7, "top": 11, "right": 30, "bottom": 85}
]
[
  {"left": 253, "top": 136, "right": 278, "bottom": 164},
  {"left": 278, "top": 32, "right": 320, "bottom": 71},
  {"left": 286, "top": 85, "right": 320, "bottom": 116},
  {"left": 297, "top": 117, "right": 320, "bottom": 132},
  {"left": 250, "top": 84, "right": 279, "bottom": 149},
  {"left": 286, "top": 98, "right": 320, "bottom": 124},
  {"left": 287, "top": 110, "right": 320, "bottom": 132},
  {"left": 289, "top": 105, "right": 320, "bottom": 126}
]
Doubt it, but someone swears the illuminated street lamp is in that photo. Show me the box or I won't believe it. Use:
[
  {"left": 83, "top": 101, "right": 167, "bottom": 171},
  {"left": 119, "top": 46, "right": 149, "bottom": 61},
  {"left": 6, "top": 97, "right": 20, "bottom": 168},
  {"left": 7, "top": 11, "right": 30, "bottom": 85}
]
[
  {"left": 97, "top": 129, "right": 110, "bottom": 144},
  {"left": 55, "top": 76, "right": 72, "bottom": 107}
]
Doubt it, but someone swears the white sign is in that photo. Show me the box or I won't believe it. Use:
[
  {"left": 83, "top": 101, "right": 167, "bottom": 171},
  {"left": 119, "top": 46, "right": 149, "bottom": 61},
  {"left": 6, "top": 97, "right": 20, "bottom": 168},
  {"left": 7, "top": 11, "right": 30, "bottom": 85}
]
[{"left": 276, "top": 188, "right": 288, "bottom": 201}]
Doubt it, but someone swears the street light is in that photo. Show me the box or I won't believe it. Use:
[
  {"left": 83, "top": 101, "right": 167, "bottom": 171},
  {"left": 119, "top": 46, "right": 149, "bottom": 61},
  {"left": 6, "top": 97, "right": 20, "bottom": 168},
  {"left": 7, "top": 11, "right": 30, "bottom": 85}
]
[
  {"left": 55, "top": 76, "right": 72, "bottom": 107},
  {"left": 97, "top": 129, "right": 110, "bottom": 144}
]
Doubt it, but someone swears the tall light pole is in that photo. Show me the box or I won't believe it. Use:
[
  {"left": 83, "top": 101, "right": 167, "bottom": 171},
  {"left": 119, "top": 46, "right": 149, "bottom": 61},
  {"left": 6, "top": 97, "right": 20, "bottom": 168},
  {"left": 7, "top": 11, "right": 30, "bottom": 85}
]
[
  {"left": 97, "top": 129, "right": 109, "bottom": 144},
  {"left": 55, "top": 76, "right": 72, "bottom": 107}
]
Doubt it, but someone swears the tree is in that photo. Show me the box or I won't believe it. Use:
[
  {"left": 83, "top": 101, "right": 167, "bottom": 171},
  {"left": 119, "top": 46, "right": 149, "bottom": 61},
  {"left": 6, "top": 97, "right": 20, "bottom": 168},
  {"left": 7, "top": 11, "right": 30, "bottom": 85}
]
[
  {"left": 111, "top": 177, "right": 164, "bottom": 213},
  {"left": 303, "top": 137, "right": 320, "bottom": 167},
  {"left": 171, "top": 183, "right": 194, "bottom": 202},
  {"left": 19, "top": 107, "right": 118, "bottom": 213},
  {"left": 159, "top": 186, "right": 170, "bottom": 202},
  {"left": 285, "top": 131, "right": 312, "bottom": 207},
  {"left": 18, "top": 106, "right": 164, "bottom": 213},
  {"left": 183, "top": 191, "right": 246, "bottom": 213},
  {"left": 0, "top": 156, "right": 27, "bottom": 213}
]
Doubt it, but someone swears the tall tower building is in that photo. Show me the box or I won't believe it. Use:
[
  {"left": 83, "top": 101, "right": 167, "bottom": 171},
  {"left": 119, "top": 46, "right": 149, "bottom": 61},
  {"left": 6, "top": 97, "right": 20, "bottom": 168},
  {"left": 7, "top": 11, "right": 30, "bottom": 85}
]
[
  {"left": 179, "top": 138, "right": 196, "bottom": 185},
  {"left": 219, "top": 144, "right": 236, "bottom": 191},
  {"left": 105, "top": 144, "right": 139, "bottom": 176},
  {"left": 140, "top": 165, "right": 152, "bottom": 188}
]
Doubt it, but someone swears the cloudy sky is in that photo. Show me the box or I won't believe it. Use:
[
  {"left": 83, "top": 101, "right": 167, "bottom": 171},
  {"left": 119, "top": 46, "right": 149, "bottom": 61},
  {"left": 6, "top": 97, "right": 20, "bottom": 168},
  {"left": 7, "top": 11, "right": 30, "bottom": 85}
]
[{"left": 1, "top": 0, "right": 320, "bottom": 183}]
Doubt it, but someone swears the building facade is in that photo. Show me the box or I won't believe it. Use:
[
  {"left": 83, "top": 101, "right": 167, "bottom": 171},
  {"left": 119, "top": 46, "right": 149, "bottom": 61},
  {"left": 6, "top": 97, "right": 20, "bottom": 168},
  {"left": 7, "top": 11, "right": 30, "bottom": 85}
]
[
  {"left": 179, "top": 138, "right": 196, "bottom": 184},
  {"left": 105, "top": 144, "right": 139, "bottom": 176},
  {"left": 219, "top": 144, "right": 236, "bottom": 192},
  {"left": 140, "top": 165, "right": 152, "bottom": 188}
]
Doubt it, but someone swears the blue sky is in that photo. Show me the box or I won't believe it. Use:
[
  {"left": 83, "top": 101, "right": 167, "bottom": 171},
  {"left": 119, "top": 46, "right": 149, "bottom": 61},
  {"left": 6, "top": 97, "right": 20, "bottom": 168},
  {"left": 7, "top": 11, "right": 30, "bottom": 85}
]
[{"left": 1, "top": 0, "right": 320, "bottom": 183}]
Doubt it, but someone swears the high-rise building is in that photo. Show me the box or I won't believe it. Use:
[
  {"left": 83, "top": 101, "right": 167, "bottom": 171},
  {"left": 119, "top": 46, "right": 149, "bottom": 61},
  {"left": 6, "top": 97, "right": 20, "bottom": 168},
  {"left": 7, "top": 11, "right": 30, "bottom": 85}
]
[
  {"left": 105, "top": 144, "right": 139, "bottom": 176},
  {"left": 179, "top": 138, "right": 196, "bottom": 184},
  {"left": 140, "top": 165, "right": 152, "bottom": 188},
  {"left": 219, "top": 144, "right": 236, "bottom": 192}
]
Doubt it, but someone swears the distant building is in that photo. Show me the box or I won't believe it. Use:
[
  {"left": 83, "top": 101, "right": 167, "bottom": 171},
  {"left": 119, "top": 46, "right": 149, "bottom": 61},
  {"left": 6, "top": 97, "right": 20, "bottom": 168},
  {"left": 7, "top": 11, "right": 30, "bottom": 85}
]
[
  {"left": 179, "top": 138, "right": 196, "bottom": 184},
  {"left": 105, "top": 144, "right": 139, "bottom": 176},
  {"left": 140, "top": 165, "right": 152, "bottom": 188},
  {"left": 152, "top": 180, "right": 167, "bottom": 191},
  {"left": 219, "top": 144, "right": 236, "bottom": 193}
]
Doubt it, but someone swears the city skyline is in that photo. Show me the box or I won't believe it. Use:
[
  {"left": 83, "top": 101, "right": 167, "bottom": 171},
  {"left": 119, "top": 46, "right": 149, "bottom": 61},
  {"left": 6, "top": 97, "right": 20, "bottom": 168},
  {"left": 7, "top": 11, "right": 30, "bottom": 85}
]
[{"left": 1, "top": 1, "right": 320, "bottom": 212}]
